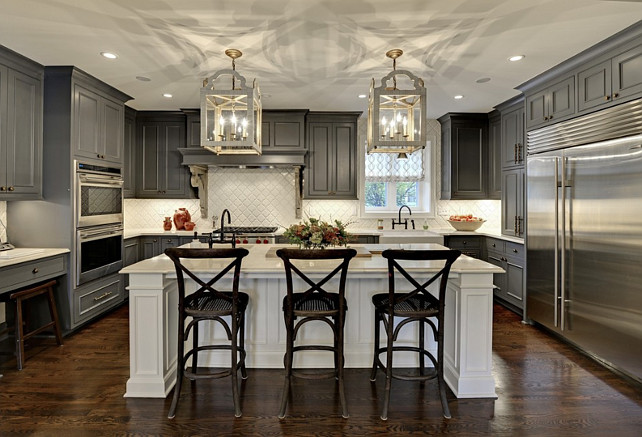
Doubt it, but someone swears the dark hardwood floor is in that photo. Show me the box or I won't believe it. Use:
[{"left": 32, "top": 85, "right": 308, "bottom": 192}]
[{"left": 0, "top": 303, "right": 640, "bottom": 436}]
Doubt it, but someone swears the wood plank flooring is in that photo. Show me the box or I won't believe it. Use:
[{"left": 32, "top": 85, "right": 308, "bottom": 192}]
[{"left": 0, "top": 304, "right": 640, "bottom": 436}]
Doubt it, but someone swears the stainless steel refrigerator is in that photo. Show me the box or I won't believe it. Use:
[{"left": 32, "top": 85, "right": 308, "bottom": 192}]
[{"left": 526, "top": 98, "right": 642, "bottom": 384}]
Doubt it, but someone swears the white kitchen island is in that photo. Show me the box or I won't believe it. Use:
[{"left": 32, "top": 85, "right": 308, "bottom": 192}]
[{"left": 121, "top": 243, "right": 502, "bottom": 400}]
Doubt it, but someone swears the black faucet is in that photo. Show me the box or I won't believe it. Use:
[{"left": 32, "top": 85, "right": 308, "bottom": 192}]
[
  {"left": 392, "top": 205, "right": 413, "bottom": 230},
  {"left": 219, "top": 209, "right": 236, "bottom": 248}
]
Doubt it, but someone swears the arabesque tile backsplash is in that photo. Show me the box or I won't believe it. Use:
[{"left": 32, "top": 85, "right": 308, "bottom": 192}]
[{"left": 124, "top": 118, "right": 500, "bottom": 232}]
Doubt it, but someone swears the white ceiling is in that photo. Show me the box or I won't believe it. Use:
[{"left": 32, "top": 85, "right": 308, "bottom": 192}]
[{"left": 1, "top": 1, "right": 641, "bottom": 118}]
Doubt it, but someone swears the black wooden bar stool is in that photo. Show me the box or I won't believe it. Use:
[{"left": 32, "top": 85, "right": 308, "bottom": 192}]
[
  {"left": 164, "top": 247, "right": 250, "bottom": 419},
  {"left": 370, "top": 249, "right": 461, "bottom": 420},
  {"left": 3, "top": 279, "right": 64, "bottom": 370},
  {"left": 276, "top": 248, "right": 357, "bottom": 419}
]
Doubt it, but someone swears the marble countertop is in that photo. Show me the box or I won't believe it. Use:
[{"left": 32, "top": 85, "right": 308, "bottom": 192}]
[
  {"left": 0, "top": 248, "right": 69, "bottom": 269},
  {"left": 120, "top": 243, "right": 504, "bottom": 276}
]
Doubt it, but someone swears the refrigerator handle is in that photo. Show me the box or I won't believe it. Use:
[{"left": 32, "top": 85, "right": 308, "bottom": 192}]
[
  {"left": 560, "top": 156, "right": 567, "bottom": 331},
  {"left": 554, "top": 158, "right": 560, "bottom": 328}
]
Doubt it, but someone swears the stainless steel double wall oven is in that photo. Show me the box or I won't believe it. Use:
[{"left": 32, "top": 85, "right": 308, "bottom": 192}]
[{"left": 75, "top": 162, "right": 124, "bottom": 286}]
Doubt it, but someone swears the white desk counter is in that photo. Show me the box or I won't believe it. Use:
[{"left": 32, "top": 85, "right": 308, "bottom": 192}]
[{"left": 121, "top": 243, "right": 502, "bottom": 400}]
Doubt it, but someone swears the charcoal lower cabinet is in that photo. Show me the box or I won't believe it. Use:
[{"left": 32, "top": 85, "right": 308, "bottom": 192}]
[
  {"left": 73, "top": 273, "right": 123, "bottom": 327},
  {"left": 136, "top": 112, "right": 190, "bottom": 198},
  {"left": 439, "top": 113, "right": 490, "bottom": 200},
  {"left": 444, "top": 235, "right": 482, "bottom": 259},
  {"left": 140, "top": 236, "right": 161, "bottom": 259},
  {"left": 502, "top": 168, "right": 525, "bottom": 237},
  {"left": 485, "top": 238, "right": 524, "bottom": 313},
  {"left": 305, "top": 112, "right": 360, "bottom": 199}
]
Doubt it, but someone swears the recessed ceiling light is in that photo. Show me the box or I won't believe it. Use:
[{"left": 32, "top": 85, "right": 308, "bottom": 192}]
[
  {"left": 101, "top": 52, "right": 118, "bottom": 59},
  {"left": 358, "top": 94, "right": 367, "bottom": 99},
  {"left": 508, "top": 55, "right": 525, "bottom": 62},
  {"left": 476, "top": 77, "right": 491, "bottom": 83},
  {"left": 136, "top": 76, "right": 151, "bottom": 82},
  {"left": 454, "top": 95, "right": 464, "bottom": 100},
  {"left": 163, "top": 93, "right": 173, "bottom": 98}
]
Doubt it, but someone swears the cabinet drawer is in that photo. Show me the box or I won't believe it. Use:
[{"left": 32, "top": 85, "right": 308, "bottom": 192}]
[
  {"left": 485, "top": 238, "right": 505, "bottom": 253},
  {"left": 505, "top": 241, "right": 524, "bottom": 259},
  {"left": 74, "top": 275, "right": 123, "bottom": 324},
  {"left": 446, "top": 236, "right": 482, "bottom": 249},
  {"left": 1, "top": 255, "right": 66, "bottom": 294}
]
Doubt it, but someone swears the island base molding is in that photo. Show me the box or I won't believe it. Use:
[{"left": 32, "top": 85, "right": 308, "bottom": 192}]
[{"left": 123, "top": 268, "right": 497, "bottom": 399}]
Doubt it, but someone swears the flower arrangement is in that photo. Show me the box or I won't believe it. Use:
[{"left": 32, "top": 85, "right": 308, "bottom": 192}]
[{"left": 283, "top": 217, "right": 351, "bottom": 249}]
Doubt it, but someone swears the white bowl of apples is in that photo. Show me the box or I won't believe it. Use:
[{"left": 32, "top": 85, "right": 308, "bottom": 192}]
[{"left": 447, "top": 214, "right": 485, "bottom": 231}]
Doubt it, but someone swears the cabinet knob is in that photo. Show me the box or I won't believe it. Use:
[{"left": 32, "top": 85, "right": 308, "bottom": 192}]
[
  {"left": 544, "top": 116, "right": 548, "bottom": 121},
  {"left": 32, "top": 268, "right": 39, "bottom": 274},
  {"left": 8, "top": 186, "right": 15, "bottom": 192},
  {"left": 613, "top": 93, "right": 619, "bottom": 99},
  {"left": 462, "top": 241, "right": 467, "bottom": 245},
  {"left": 513, "top": 249, "right": 518, "bottom": 253},
  {"left": 549, "top": 114, "right": 553, "bottom": 119},
  {"left": 0, "top": 186, "right": 6, "bottom": 191},
  {"left": 492, "top": 243, "right": 496, "bottom": 247},
  {"left": 605, "top": 95, "right": 611, "bottom": 101}
]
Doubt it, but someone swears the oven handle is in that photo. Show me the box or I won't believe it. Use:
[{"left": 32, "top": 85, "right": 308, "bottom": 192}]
[
  {"left": 78, "top": 173, "right": 124, "bottom": 187},
  {"left": 78, "top": 225, "right": 124, "bottom": 242}
]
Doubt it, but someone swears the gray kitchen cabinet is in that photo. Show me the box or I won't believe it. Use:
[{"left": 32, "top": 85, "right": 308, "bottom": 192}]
[
  {"left": 160, "top": 236, "right": 180, "bottom": 252},
  {"left": 136, "top": 112, "right": 190, "bottom": 199},
  {"left": 438, "top": 113, "right": 490, "bottom": 200},
  {"left": 182, "top": 108, "right": 201, "bottom": 148},
  {"left": 123, "top": 237, "right": 140, "bottom": 267},
  {"left": 444, "top": 235, "right": 482, "bottom": 259},
  {"left": 0, "top": 46, "right": 43, "bottom": 200},
  {"left": 72, "top": 81, "right": 124, "bottom": 164},
  {"left": 485, "top": 237, "right": 524, "bottom": 313},
  {"left": 501, "top": 167, "right": 524, "bottom": 237},
  {"left": 140, "top": 236, "right": 161, "bottom": 259},
  {"left": 123, "top": 106, "right": 136, "bottom": 198},
  {"left": 525, "top": 76, "right": 575, "bottom": 130},
  {"left": 262, "top": 110, "right": 308, "bottom": 152},
  {"left": 577, "top": 44, "right": 642, "bottom": 113},
  {"left": 488, "top": 110, "right": 502, "bottom": 200},
  {"left": 73, "top": 272, "right": 123, "bottom": 327},
  {"left": 499, "top": 100, "right": 525, "bottom": 169},
  {"left": 305, "top": 112, "right": 360, "bottom": 200}
]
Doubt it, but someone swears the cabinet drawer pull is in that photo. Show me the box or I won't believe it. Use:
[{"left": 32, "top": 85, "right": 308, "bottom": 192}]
[
  {"left": 8, "top": 186, "right": 15, "bottom": 192},
  {"left": 513, "top": 249, "right": 518, "bottom": 253},
  {"left": 0, "top": 186, "right": 6, "bottom": 191},
  {"left": 492, "top": 243, "right": 496, "bottom": 248},
  {"left": 514, "top": 144, "right": 517, "bottom": 164},
  {"left": 32, "top": 267, "right": 39, "bottom": 274},
  {"left": 544, "top": 116, "right": 549, "bottom": 121},
  {"left": 605, "top": 95, "right": 611, "bottom": 101},
  {"left": 93, "top": 291, "right": 113, "bottom": 302},
  {"left": 613, "top": 93, "right": 619, "bottom": 99}
]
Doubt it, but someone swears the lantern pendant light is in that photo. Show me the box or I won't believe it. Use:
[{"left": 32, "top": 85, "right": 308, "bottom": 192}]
[
  {"left": 201, "top": 49, "right": 262, "bottom": 154},
  {"left": 367, "top": 49, "right": 426, "bottom": 156}
]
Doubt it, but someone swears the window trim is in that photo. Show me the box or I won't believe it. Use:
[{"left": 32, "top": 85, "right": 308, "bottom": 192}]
[{"left": 359, "top": 144, "right": 437, "bottom": 219}]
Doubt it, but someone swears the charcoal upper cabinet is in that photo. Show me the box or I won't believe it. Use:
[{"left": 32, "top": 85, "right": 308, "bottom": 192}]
[
  {"left": 500, "top": 100, "right": 525, "bottom": 169},
  {"left": 136, "top": 112, "right": 190, "bottom": 198},
  {"left": 488, "top": 111, "right": 502, "bottom": 200},
  {"left": 304, "top": 112, "right": 359, "bottom": 200},
  {"left": 122, "top": 106, "right": 136, "bottom": 198},
  {"left": 525, "top": 76, "right": 575, "bottom": 130},
  {"left": 577, "top": 44, "right": 642, "bottom": 113},
  {"left": 439, "top": 113, "right": 489, "bottom": 200},
  {"left": 73, "top": 82, "right": 124, "bottom": 164},
  {"left": 0, "top": 47, "right": 43, "bottom": 200},
  {"left": 182, "top": 108, "right": 201, "bottom": 148},
  {"left": 262, "top": 110, "right": 307, "bottom": 152}
]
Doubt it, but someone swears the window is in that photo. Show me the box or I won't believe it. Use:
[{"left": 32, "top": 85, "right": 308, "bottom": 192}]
[{"left": 362, "top": 144, "right": 433, "bottom": 215}]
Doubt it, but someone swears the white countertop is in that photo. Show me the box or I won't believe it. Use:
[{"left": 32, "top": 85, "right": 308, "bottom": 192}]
[
  {"left": 120, "top": 243, "right": 503, "bottom": 276},
  {"left": 0, "top": 248, "right": 69, "bottom": 268}
]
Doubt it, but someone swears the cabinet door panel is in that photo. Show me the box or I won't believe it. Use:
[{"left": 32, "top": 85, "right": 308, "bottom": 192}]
[
  {"left": 102, "top": 99, "right": 123, "bottom": 163},
  {"left": 578, "top": 60, "right": 611, "bottom": 112},
  {"left": 501, "top": 168, "right": 523, "bottom": 236},
  {"left": 612, "top": 44, "right": 642, "bottom": 100},
  {"left": 525, "top": 90, "right": 547, "bottom": 129},
  {"left": 488, "top": 115, "right": 502, "bottom": 198},
  {"left": 163, "top": 124, "right": 186, "bottom": 196},
  {"left": 123, "top": 110, "right": 135, "bottom": 197},
  {"left": 333, "top": 123, "right": 355, "bottom": 197},
  {"left": 139, "top": 124, "right": 160, "bottom": 195},
  {"left": 74, "top": 84, "right": 101, "bottom": 158},
  {"left": 506, "top": 260, "right": 524, "bottom": 303},
  {"left": 6, "top": 69, "right": 40, "bottom": 195},
  {"left": 453, "top": 126, "right": 485, "bottom": 196},
  {"left": 307, "top": 123, "right": 331, "bottom": 196},
  {"left": 549, "top": 76, "right": 575, "bottom": 120},
  {"left": 274, "top": 122, "right": 302, "bottom": 148}
]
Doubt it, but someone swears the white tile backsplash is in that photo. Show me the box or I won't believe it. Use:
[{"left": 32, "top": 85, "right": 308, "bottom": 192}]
[
  {"left": 123, "top": 117, "right": 500, "bottom": 232},
  {"left": 0, "top": 201, "right": 6, "bottom": 242}
]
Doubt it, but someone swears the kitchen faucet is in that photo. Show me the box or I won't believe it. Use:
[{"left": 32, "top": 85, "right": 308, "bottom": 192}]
[
  {"left": 392, "top": 205, "right": 415, "bottom": 230},
  {"left": 219, "top": 209, "right": 236, "bottom": 248}
]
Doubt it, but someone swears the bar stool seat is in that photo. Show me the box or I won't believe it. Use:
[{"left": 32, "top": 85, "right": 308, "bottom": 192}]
[{"left": 3, "top": 279, "right": 64, "bottom": 370}]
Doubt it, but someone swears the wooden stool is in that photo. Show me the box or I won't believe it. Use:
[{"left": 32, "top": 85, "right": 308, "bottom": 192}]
[{"left": 9, "top": 279, "right": 64, "bottom": 370}]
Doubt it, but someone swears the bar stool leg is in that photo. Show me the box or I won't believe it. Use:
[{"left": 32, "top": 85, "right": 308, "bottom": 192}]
[
  {"left": 337, "top": 315, "right": 348, "bottom": 418},
  {"left": 239, "top": 313, "right": 248, "bottom": 380},
  {"left": 370, "top": 310, "right": 381, "bottom": 381},
  {"left": 278, "top": 315, "right": 294, "bottom": 419},
  {"left": 381, "top": 314, "right": 394, "bottom": 421},
  {"left": 231, "top": 313, "right": 242, "bottom": 418},
  {"left": 14, "top": 297, "right": 25, "bottom": 371},
  {"left": 46, "top": 287, "right": 64, "bottom": 346},
  {"left": 419, "top": 319, "right": 425, "bottom": 376},
  {"left": 168, "top": 314, "right": 186, "bottom": 419}
]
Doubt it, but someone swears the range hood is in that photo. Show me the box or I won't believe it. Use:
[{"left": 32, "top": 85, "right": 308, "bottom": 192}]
[{"left": 179, "top": 147, "right": 306, "bottom": 167}]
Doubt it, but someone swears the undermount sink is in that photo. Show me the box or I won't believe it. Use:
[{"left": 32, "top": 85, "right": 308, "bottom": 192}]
[{"left": 379, "top": 230, "right": 444, "bottom": 244}]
